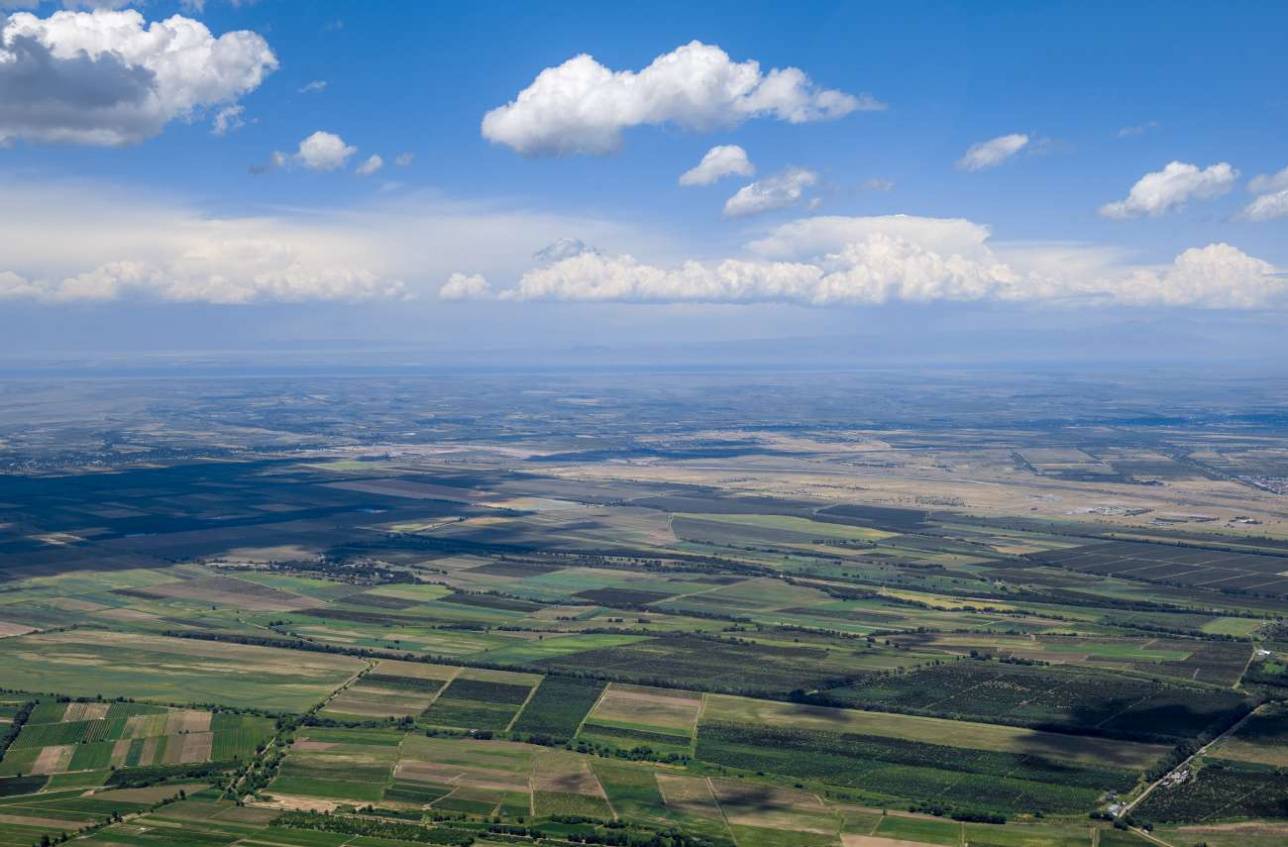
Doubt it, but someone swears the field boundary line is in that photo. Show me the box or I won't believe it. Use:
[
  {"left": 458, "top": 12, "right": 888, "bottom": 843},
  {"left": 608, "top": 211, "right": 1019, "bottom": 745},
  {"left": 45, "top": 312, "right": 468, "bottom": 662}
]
[
  {"left": 1129, "top": 824, "right": 1176, "bottom": 847},
  {"left": 576, "top": 681, "right": 613, "bottom": 737},
  {"left": 659, "top": 578, "right": 741, "bottom": 604},
  {"left": 505, "top": 675, "right": 544, "bottom": 733},
  {"left": 319, "top": 659, "right": 376, "bottom": 712},
  {"left": 1234, "top": 643, "right": 1257, "bottom": 690},
  {"left": 589, "top": 761, "right": 618, "bottom": 821},
  {"left": 421, "top": 665, "right": 461, "bottom": 712},
  {"left": 705, "top": 776, "right": 737, "bottom": 847},
  {"left": 692, "top": 693, "right": 710, "bottom": 755}
]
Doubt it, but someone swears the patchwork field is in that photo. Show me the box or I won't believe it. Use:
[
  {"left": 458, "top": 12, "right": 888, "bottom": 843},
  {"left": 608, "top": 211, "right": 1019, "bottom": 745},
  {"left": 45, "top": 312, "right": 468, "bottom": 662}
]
[
  {"left": 0, "top": 700, "right": 272, "bottom": 784},
  {"left": 3, "top": 374, "right": 1288, "bottom": 844}
]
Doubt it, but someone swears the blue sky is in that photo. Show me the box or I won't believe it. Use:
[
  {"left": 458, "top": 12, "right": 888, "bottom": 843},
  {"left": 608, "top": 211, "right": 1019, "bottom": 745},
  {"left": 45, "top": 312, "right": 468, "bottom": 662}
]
[{"left": 1, "top": 0, "right": 1286, "bottom": 361}]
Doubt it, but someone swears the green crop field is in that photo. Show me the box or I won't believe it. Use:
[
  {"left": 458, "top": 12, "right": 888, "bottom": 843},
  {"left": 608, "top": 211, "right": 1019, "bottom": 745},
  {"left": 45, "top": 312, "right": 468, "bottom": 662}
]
[{"left": 0, "top": 630, "right": 365, "bottom": 711}]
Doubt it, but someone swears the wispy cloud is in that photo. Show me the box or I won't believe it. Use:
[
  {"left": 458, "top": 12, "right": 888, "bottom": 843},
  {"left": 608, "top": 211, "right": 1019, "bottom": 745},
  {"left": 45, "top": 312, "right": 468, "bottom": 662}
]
[
  {"left": 957, "top": 133, "right": 1030, "bottom": 171},
  {"left": 724, "top": 168, "right": 818, "bottom": 217}
]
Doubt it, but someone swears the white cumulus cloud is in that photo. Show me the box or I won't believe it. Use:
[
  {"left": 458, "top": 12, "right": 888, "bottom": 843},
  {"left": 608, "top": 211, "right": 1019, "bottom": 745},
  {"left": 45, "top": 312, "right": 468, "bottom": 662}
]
[
  {"left": 957, "top": 133, "right": 1030, "bottom": 171},
  {"left": 679, "top": 145, "right": 754, "bottom": 186},
  {"left": 292, "top": 130, "right": 357, "bottom": 171},
  {"left": 0, "top": 8, "right": 276, "bottom": 146},
  {"left": 723, "top": 168, "right": 817, "bottom": 218},
  {"left": 1100, "top": 161, "right": 1238, "bottom": 218},
  {"left": 481, "top": 41, "right": 880, "bottom": 156}
]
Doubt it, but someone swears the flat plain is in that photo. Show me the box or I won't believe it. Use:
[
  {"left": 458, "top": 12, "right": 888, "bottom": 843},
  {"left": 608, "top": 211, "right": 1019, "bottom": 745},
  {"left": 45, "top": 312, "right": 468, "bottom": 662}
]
[{"left": 1, "top": 371, "right": 1287, "bottom": 847}]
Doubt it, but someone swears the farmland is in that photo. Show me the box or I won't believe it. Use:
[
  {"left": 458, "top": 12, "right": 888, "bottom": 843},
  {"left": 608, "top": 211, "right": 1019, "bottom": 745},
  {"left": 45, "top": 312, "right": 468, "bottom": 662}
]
[
  {"left": 1, "top": 370, "right": 1288, "bottom": 845},
  {"left": 0, "top": 700, "right": 272, "bottom": 783}
]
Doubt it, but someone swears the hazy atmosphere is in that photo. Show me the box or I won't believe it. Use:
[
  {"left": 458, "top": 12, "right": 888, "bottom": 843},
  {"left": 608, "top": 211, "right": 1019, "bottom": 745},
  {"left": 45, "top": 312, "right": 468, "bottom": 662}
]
[{"left": 1, "top": 0, "right": 1285, "bottom": 365}]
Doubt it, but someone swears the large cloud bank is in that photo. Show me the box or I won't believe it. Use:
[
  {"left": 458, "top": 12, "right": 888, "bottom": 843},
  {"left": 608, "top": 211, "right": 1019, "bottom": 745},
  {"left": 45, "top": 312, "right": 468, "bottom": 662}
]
[
  {"left": 445, "top": 215, "right": 1283, "bottom": 310},
  {"left": 0, "top": 179, "right": 649, "bottom": 304}
]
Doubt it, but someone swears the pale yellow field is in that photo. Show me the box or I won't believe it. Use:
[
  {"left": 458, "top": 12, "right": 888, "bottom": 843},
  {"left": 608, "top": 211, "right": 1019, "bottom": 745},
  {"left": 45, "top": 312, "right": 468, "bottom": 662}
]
[{"left": 589, "top": 683, "right": 702, "bottom": 731}]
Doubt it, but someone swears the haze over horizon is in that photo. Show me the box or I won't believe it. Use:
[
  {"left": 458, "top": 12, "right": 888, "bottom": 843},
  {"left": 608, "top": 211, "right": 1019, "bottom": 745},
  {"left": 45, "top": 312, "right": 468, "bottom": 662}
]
[{"left": 0, "top": 0, "right": 1285, "bottom": 362}]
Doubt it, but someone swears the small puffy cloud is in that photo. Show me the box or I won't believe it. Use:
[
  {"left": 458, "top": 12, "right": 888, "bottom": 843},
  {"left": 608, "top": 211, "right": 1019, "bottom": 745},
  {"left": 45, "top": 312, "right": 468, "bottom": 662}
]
[
  {"left": 393, "top": 152, "right": 414, "bottom": 167},
  {"left": 723, "top": 168, "right": 817, "bottom": 218},
  {"left": 355, "top": 154, "right": 384, "bottom": 176},
  {"left": 438, "top": 272, "right": 491, "bottom": 300},
  {"left": 957, "top": 133, "right": 1029, "bottom": 171},
  {"left": 1242, "top": 189, "right": 1288, "bottom": 222},
  {"left": 1249, "top": 166, "right": 1288, "bottom": 195},
  {"left": 482, "top": 41, "right": 880, "bottom": 156},
  {"left": 298, "top": 79, "right": 327, "bottom": 94},
  {"left": 211, "top": 104, "right": 245, "bottom": 136},
  {"left": 293, "top": 130, "right": 357, "bottom": 171},
  {"left": 0, "top": 8, "right": 276, "bottom": 146},
  {"left": 1100, "top": 161, "right": 1238, "bottom": 218},
  {"left": 862, "top": 178, "right": 894, "bottom": 191},
  {"left": 679, "top": 145, "right": 754, "bottom": 186}
]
